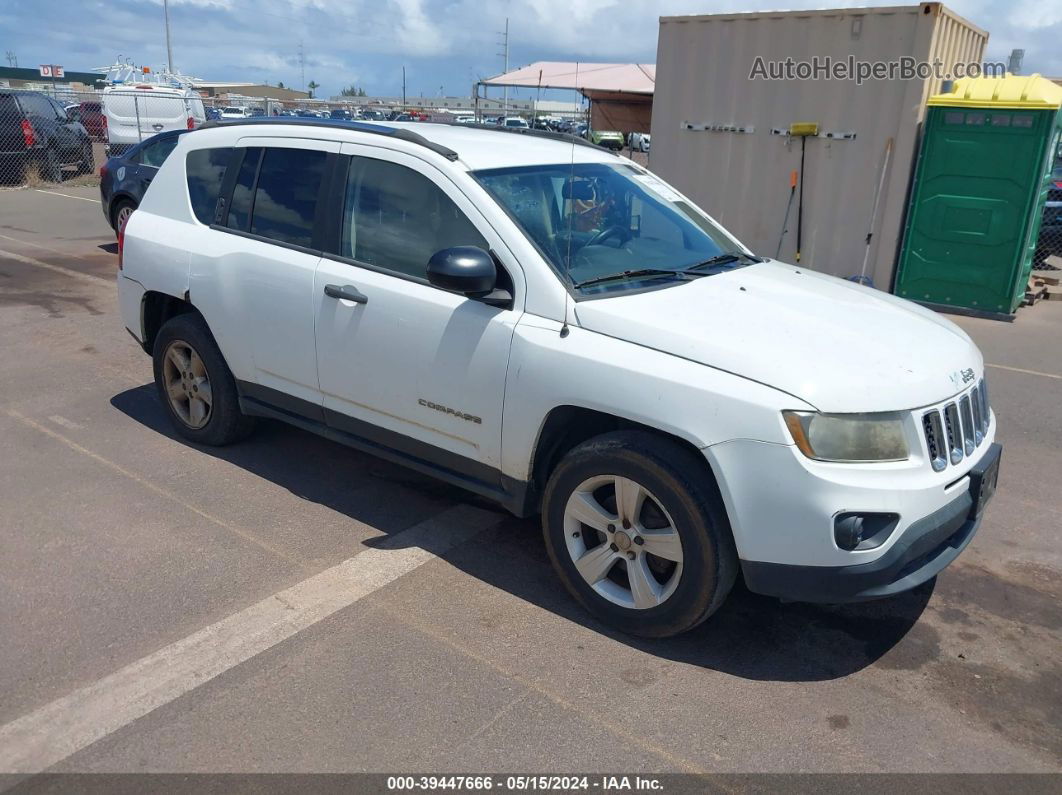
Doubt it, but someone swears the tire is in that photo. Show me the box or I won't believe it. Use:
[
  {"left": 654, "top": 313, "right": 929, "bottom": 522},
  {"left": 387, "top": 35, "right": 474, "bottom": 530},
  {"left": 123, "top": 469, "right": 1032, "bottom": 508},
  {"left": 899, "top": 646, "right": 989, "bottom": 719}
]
[
  {"left": 542, "top": 430, "right": 738, "bottom": 637},
  {"left": 152, "top": 312, "right": 255, "bottom": 446},
  {"left": 110, "top": 198, "right": 136, "bottom": 236},
  {"left": 77, "top": 141, "right": 94, "bottom": 175},
  {"left": 38, "top": 145, "right": 62, "bottom": 182}
]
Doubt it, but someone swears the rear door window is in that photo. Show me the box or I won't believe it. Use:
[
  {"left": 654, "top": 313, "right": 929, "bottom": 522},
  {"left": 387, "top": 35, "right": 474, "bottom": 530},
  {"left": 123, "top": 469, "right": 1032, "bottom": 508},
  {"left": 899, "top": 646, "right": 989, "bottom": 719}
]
[
  {"left": 17, "top": 93, "right": 54, "bottom": 119},
  {"left": 185, "top": 147, "right": 234, "bottom": 225},
  {"left": 247, "top": 147, "right": 327, "bottom": 248},
  {"left": 138, "top": 135, "right": 180, "bottom": 168},
  {"left": 224, "top": 147, "right": 262, "bottom": 232}
]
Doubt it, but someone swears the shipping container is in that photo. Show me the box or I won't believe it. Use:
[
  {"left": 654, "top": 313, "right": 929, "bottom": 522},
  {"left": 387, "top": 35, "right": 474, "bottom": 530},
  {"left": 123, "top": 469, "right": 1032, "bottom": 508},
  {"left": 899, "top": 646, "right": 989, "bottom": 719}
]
[{"left": 650, "top": 3, "right": 988, "bottom": 290}]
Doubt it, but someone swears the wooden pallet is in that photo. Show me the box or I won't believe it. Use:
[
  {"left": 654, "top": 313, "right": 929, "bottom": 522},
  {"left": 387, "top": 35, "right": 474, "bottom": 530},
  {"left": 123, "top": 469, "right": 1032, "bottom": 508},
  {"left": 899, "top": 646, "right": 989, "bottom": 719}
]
[{"left": 1024, "top": 276, "right": 1051, "bottom": 306}]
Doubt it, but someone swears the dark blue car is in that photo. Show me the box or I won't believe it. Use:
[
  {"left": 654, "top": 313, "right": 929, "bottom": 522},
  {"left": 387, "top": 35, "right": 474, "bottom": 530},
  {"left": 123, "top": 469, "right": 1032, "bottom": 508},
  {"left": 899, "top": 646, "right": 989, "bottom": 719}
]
[{"left": 99, "top": 129, "right": 187, "bottom": 235}]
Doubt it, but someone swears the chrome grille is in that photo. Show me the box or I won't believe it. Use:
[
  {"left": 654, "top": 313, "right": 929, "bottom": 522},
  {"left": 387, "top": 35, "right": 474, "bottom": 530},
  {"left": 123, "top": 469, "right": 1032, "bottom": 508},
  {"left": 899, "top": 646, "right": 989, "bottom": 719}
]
[
  {"left": 979, "top": 378, "right": 990, "bottom": 434},
  {"left": 922, "top": 378, "right": 988, "bottom": 472},
  {"left": 970, "top": 386, "right": 985, "bottom": 447},
  {"left": 923, "top": 410, "right": 947, "bottom": 472},
  {"left": 943, "top": 403, "right": 963, "bottom": 464},
  {"left": 959, "top": 395, "right": 976, "bottom": 456}
]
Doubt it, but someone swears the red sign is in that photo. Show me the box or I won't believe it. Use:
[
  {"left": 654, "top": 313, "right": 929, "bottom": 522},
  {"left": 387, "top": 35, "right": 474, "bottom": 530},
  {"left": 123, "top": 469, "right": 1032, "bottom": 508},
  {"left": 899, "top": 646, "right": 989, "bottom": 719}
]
[
  {"left": 38, "top": 65, "right": 64, "bottom": 78},
  {"left": 39, "top": 65, "right": 52, "bottom": 77}
]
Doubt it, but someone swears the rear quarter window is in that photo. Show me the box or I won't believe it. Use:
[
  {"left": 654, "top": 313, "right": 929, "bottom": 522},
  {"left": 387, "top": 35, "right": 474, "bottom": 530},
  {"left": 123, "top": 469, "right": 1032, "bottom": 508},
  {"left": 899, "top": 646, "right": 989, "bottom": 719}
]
[{"left": 185, "top": 147, "right": 233, "bottom": 225}]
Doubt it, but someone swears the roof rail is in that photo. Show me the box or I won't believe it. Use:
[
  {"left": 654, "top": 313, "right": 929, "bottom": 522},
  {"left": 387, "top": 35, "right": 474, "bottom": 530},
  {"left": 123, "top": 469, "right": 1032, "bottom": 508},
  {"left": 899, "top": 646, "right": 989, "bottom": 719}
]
[
  {"left": 439, "top": 120, "right": 607, "bottom": 152},
  {"left": 195, "top": 117, "right": 460, "bottom": 161}
]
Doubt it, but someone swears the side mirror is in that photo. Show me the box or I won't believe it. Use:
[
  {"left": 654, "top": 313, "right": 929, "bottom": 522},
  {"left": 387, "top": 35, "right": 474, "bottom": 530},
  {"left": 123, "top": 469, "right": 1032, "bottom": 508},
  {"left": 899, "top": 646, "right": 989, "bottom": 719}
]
[{"left": 426, "top": 246, "right": 497, "bottom": 296}]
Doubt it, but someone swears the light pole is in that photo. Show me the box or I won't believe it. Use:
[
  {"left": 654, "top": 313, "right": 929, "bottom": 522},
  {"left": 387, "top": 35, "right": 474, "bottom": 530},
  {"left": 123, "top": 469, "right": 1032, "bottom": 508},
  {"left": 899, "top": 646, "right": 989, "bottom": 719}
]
[{"left": 163, "top": 0, "right": 174, "bottom": 71}]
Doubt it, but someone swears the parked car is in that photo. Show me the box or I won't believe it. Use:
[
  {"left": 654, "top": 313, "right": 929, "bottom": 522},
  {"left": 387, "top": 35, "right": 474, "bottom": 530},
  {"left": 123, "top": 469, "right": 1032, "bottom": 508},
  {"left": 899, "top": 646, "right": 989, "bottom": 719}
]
[
  {"left": 0, "top": 90, "right": 93, "bottom": 182},
  {"left": 220, "top": 107, "right": 248, "bottom": 119},
  {"left": 330, "top": 109, "right": 353, "bottom": 120},
  {"left": 77, "top": 101, "right": 107, "bottom": 140},
  {"left": 118, "top": 119, "right": 1000, "bottom": 637},
  {"left": 590, "top": 129, "right": 625, "bottom": 150},
  {"left": 102, "top": 83, "right": 204, "bottom": 155},
  {"left": 453, "top": 115, "right": 476, "bottom": 125},
  {"left": 503, "top": 117, "right": 529, "bottom": 128},
  {"left": 204, "top": 107, "right": 222, "bottom": 121},
  {"left": 629, "top": 132, "right": 650, "bottom": 153},
  {"left": 99, "top": 129, "right": 186, "bottom": 235}
]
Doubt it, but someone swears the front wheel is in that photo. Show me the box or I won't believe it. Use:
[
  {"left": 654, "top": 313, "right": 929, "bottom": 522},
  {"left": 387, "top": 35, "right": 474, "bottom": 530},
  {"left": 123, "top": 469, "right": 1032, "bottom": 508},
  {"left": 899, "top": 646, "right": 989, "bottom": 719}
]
[
  {"left": 152, "top": 312, "right": 255, "bottom": 446},
  {"left": 542, "top": 431, "right": 737, "bottom": 637}
]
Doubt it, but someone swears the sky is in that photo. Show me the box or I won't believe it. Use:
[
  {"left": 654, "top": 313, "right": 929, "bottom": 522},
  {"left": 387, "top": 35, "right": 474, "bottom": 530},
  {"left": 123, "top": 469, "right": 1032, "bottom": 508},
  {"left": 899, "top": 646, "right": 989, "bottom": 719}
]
[{"left": 1, "top": 0, "right": 1060, "bottom": 100}]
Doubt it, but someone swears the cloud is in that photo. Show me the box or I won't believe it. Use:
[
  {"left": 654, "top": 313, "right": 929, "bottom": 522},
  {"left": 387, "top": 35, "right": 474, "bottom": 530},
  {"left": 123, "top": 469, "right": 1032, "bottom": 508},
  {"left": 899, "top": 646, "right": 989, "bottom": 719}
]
[{"left": 2, "top": 0, "right": 1059, "bottom": 101}]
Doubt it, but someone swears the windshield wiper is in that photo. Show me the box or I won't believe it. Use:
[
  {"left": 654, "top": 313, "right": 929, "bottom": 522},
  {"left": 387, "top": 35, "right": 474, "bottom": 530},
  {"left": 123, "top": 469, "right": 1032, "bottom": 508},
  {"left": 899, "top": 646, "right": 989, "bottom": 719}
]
[
  {"left": 572, "top": 268, "right": 699, "bottom": 289},
  {"left": 684, "top": 252, "right": 762, "bottom": 271}
]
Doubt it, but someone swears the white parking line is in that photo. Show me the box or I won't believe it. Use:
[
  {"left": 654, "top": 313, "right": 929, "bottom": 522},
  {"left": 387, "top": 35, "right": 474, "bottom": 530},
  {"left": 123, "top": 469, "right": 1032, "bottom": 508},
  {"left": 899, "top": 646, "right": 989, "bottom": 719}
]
[
  {"left": 986, "top": 362, "right": 1062, "bottom": 381},
  {"left": 34, "top": 189, "right": 99, "bottom": 203},
  {"left": 0, "top": 503, "right": 500, "bottom": 773},
  {"left": 0, "top": 246, "right": 110, "bottom": 284}
]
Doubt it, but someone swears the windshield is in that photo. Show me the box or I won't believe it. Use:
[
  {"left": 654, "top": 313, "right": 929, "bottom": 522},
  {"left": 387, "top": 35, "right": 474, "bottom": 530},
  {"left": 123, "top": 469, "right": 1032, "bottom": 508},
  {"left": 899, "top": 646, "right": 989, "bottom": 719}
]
[{"left": 473, "top": 162, "right": 747, "bottom": 295}]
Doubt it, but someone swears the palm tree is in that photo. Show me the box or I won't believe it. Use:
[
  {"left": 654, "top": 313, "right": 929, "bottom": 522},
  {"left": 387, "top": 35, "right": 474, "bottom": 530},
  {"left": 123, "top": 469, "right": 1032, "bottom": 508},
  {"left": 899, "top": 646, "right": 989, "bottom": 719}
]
[{"left": 307, "top": 80, "right": 320, "bottom": 98}]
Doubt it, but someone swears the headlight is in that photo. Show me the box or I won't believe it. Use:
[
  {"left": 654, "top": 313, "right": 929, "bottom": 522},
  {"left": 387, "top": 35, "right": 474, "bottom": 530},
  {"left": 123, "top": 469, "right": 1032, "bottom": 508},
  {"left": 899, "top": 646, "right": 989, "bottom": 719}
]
[{"left": 782, "top": 411, "right": 909, "bottom": 463}]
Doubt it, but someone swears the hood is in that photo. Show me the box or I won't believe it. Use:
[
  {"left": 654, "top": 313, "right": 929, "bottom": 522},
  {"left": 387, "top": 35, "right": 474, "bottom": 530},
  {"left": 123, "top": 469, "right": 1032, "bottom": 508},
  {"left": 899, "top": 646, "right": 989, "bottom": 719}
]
[{"left": 573, "top": 260, "right": 982, "bottom": 413}]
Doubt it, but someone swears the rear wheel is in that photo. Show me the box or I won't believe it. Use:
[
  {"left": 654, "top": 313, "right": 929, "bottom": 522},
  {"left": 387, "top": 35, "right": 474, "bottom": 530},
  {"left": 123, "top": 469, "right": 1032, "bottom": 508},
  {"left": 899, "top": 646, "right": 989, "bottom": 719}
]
[
  {"left": 38, "top": 145, "right": 62, "bottom": 182},
  {"left": 152, "top": 313, "right": 255, "bottom": 446},
  {"left": 111, "top": 199, "right": 136, "bottom": 236},
  {"left": 76, "top": 141, "right": 94, "bottom": 175},
  {"left": 542, "top": 431, "right": 738, "bottom": 637}
]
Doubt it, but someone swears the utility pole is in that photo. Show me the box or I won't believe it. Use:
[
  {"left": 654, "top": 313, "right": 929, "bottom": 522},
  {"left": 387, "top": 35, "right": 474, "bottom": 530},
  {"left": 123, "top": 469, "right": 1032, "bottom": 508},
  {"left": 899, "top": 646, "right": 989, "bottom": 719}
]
[
  {"left": 402, "top": 66, "right": 406, "bottom": 108},
  {"left": 162, "top": 0, "right": 174, "bottom": 71},
  {"left": 496, "top": 17, "right": 509, "bottom": 114},
  {"left": 299, "top": 41, "right": 306, "bottom": 92},
  {"left": 4, "top": 51, "right": 17, "bottom": 68}
]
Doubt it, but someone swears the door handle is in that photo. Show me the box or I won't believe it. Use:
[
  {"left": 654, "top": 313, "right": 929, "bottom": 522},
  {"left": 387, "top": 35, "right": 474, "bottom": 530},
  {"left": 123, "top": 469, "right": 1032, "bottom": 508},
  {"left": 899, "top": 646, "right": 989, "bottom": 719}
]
[{"left": 324, "top": 283, "right": 368, "bottom": 304}]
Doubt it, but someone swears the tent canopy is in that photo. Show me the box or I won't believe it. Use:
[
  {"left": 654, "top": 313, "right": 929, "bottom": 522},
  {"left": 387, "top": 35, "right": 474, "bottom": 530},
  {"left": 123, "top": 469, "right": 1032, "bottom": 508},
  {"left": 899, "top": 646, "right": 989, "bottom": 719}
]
[
  {"left": 479, "top": 61, "right": 655, "bottom": 133},
  {"left": 481, "top": 61, "right": 655, "bottom": 95}
]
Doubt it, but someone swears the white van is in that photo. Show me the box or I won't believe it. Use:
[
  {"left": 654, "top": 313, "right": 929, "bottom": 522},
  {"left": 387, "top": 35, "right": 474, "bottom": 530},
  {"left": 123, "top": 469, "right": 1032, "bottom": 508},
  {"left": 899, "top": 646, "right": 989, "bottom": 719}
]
[{"left": 103, "top": 84, "right": 206, "bottom": 153}]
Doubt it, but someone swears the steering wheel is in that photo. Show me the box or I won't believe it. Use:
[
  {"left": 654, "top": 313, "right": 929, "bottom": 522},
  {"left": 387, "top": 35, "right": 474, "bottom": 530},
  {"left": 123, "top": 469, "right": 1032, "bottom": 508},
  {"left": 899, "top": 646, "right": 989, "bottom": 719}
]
[{"left": 585, "top": 225, "right": 630, "bottom": 248}]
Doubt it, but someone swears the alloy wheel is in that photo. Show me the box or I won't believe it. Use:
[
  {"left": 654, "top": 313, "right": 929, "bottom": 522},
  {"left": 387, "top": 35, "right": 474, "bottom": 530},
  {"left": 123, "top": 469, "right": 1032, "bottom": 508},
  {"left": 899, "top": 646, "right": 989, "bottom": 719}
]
[
  {"left": 162, "top": 339, "right": 213, "bottom": 429},
  {"left": 562, "top": 474, "right": 683, "bottom": 609},
  {"left": 116, "top": 205, "right": 133, "bottom": 232}
]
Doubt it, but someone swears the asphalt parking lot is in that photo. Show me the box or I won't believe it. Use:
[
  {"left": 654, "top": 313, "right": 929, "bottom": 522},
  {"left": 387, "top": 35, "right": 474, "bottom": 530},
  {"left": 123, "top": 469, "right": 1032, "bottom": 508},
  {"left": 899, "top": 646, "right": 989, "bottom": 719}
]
[{"left": 0, "top": 184, "right": 1060, "bottom": 777}]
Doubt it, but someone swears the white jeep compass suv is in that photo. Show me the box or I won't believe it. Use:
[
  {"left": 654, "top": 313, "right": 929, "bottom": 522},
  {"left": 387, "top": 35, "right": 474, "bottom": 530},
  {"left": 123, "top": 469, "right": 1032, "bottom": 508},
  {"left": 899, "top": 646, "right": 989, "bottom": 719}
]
[{"left": 117, "top": 118, "right": 1001, "bottom": 637}]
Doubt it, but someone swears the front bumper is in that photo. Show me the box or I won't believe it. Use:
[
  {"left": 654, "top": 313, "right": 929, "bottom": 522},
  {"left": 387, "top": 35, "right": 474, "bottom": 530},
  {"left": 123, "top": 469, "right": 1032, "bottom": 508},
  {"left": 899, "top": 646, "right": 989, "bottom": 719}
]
[
  {"left": 705, "top": 418, "right": 1000, "bottom": 603},
  {"left": 741, "top": 476, "right": 984, "bottom": 602}
]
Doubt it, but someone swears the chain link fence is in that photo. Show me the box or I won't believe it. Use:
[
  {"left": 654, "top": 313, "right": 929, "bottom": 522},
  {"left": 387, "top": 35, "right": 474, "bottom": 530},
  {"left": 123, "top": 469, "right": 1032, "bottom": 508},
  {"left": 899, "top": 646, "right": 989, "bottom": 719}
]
[
  {"left": 1036, "top": 159, "right": 1062, "bottom": 271},
  {"left": 0, "top": 86, "right": 595, "bottom": 188},
  {"left": 0, "top": 88, "right": 102, "bottom": 186}
]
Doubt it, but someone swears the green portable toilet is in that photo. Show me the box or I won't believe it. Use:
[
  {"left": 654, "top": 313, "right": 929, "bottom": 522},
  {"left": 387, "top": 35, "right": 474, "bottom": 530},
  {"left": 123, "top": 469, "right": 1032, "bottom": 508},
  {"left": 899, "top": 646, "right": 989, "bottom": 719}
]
[{"left": 895, "top": 74, "right": 1062, "bottom": 318}]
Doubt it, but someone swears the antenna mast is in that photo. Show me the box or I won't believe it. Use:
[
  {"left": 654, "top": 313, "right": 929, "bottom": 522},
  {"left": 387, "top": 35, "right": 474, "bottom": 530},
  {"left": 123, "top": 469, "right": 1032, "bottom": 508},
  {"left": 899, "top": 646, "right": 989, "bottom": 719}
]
[{"left": 496, "top": 18, "right": 509, "bottom": 114}]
